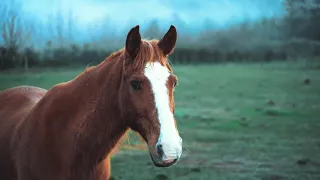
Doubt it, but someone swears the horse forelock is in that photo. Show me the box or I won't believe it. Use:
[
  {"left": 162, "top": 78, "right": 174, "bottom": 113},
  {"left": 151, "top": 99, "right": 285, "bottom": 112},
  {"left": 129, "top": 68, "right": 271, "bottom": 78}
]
[
  {"left": 132, "top": 40, "right": 169, "bottom": 70},
  {"left": 86, "top": 39, "right": 171, "bottom": 75}
]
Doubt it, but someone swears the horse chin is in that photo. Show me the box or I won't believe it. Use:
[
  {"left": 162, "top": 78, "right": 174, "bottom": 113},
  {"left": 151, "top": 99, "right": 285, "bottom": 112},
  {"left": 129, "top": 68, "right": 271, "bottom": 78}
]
[{"left": 149, "top": 153, "right": 178, "bottom": 168}]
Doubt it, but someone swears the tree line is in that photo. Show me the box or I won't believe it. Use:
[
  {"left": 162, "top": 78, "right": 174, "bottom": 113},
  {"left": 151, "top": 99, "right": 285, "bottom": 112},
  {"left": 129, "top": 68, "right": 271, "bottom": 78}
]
[{"left": 1, "top": 0, "right": 320, "bottom": 71}]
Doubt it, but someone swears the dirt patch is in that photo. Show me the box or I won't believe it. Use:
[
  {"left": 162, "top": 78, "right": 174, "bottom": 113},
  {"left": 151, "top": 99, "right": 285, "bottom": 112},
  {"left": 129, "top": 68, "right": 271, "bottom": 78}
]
[
  {"left": 211, "top": 161, "right": 244, "bottom": 167},
  {"left": 304, "top": 78, "right": 311, "bottom": 85},
  {"left": 154, "top": 174, "right": 169, "bottom": 180},
  {"left": 259, "top": 174, "right": 286, "bottom": 180},
  {"left": 180, "top": 155, "right": 245, "bottom": 170},
  {"left": 267, "top": 100, "right": 275, "bottom": 106},
  {"left": 296, "top": 158, "right": 320, "bottom": 167}
]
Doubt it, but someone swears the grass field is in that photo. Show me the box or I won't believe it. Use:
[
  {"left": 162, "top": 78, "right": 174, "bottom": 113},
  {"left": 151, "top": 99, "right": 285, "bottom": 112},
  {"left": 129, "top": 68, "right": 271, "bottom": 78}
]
[{"left": 1, "top": 61, "right": 320, "bottom": 180}]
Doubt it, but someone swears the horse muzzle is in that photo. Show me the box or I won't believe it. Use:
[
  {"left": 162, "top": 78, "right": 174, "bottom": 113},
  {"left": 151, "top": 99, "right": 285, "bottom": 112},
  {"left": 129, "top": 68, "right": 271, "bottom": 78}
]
[{"left": 149, "top": 137, "right": 182, "bottom": 167}]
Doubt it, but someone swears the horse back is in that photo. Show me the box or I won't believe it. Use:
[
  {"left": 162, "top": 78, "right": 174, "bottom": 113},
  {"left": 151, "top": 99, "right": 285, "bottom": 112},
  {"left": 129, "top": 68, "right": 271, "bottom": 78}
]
[
  {"left": 0, "top": 86, "right": 47, "bottom": 180},
  {"left": 0, "top": 86, "right": 47, "bottom": 124}
]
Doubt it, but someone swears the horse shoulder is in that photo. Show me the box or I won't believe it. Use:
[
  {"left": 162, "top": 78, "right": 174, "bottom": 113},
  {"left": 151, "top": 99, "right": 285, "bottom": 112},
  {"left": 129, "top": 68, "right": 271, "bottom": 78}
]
[
  {"left": 0, "top": 85, "right": 47, "bottom": 130},
  {"left": 0, "top": 86, "right": 46, "bottom": 180}
]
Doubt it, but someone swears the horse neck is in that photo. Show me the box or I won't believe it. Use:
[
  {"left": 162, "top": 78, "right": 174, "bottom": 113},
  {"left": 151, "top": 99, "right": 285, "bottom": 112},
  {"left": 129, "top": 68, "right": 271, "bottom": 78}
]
[
  {"left": 79, "top": 61, "right": 126, "bottom": 132},
  {"left": 51, "top": 57, "right": 127, "bottom": 170}
]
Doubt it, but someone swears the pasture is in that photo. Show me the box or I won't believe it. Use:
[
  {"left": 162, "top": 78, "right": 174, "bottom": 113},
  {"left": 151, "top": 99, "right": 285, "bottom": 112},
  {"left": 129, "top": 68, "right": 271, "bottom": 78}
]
[{"left": 1, "top": 61, "right": 320, "bottom": 180}]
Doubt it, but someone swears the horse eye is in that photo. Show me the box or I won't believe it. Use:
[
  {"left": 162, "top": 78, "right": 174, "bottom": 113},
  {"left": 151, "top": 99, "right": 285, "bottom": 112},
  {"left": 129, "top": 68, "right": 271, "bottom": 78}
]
[{"left": 130, "top": 80, "right": 142, "bottom": 91}]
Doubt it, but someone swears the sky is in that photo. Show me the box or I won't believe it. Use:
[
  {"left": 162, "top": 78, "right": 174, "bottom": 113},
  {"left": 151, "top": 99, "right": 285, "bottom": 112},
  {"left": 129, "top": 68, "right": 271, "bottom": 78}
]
[
  {"left": 21, "top": 0, "right": 284, "bottom": 29},
  {"left": 1, "top": 0, "right": 285, "bottom": 48}
]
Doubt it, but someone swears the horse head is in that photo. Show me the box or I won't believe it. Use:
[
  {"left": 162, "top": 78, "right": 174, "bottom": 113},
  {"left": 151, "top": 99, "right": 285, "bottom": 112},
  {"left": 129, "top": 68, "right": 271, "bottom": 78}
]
[{"left": 119, "top": 25, "right": 182, "bottom": 167}]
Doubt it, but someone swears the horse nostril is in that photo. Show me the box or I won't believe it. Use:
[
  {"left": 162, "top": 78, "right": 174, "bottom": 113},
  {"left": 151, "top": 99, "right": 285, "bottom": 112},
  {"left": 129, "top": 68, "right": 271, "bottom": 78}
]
[{"left": 156, "top": 144, "right": 164, "bottom": 157}]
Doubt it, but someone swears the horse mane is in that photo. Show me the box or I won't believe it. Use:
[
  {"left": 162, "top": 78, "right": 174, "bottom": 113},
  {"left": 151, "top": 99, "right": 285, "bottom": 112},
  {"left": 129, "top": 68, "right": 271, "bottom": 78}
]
[
  {"left": 85, "top": 39, "right": 172, "bottom": 74},
  {"left": 131, "top": 39, "right": 170, "bottom": 70}
]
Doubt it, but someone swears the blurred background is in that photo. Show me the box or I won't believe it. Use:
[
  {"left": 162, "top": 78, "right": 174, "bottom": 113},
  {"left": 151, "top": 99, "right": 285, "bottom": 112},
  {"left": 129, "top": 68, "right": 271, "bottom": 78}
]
[{"left": 0, "top": 0, "right": 320, "bottom": 179}]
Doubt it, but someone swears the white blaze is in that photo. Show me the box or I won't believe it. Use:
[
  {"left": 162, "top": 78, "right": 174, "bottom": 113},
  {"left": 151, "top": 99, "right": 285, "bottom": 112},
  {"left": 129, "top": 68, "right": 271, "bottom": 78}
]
[{"left": 144, "top": 62, "right": 182, "bottom": 161}]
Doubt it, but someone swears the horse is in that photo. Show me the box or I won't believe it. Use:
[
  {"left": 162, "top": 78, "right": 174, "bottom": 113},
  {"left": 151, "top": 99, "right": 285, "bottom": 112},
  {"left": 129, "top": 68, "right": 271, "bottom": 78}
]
[{"left": 0, "top": 25, "right": 183, "bottom": 180}]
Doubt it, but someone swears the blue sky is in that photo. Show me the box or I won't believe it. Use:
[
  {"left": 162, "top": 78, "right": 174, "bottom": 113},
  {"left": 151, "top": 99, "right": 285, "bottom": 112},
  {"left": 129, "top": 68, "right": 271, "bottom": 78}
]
[
  {"left": 1, "top": 0, "right": 285, "bottom": 48},
  {"left": 21, "top": 0, "right": 284, "bottom": 29}
]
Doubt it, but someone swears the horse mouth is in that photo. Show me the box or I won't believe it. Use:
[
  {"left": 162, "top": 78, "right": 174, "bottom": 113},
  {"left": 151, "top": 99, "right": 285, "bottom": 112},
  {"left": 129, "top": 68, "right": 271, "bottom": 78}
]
[{"left": 149, "top": 153, "right": 178, "bottom": 167}]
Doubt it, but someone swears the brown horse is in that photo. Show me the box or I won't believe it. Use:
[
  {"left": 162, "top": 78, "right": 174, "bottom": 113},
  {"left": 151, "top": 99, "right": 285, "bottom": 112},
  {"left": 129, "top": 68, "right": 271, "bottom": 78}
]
[{"left": 0, "top": 25, "right": 183, "bottom": 180}]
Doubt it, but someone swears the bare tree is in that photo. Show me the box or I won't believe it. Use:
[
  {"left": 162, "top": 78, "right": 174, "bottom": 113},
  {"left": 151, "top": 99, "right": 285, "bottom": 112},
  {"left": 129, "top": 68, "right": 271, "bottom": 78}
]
[
  {"left": 143, "top": 19, "right": 162, "bottom": 39},
  {"left": 284, "top": 0, "right": 320, "bottom": 41},
  {"left": 46, "top": 9, "right": 77, "bottom": 48},
  {"left": 0, "top": 0, "right": 32, "bottom": 49},
  {"left": 0, "top": 0, "right": 34, "bottom": 70}
]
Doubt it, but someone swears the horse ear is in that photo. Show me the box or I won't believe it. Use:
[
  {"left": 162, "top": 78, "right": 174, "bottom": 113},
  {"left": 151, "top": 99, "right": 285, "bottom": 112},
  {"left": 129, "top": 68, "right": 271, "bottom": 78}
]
[
  {"left": 157, "top": 25, "right": 177, "bottom": 56},
  {"left": 125, "top": 25, "right": 141, "bottom": 60}
]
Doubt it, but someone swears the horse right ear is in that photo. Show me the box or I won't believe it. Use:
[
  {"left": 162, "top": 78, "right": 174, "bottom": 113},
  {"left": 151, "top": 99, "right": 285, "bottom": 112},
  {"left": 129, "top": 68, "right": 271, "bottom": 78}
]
[{"left": 125, "top": 25, "right": 141, "bottom": 61}]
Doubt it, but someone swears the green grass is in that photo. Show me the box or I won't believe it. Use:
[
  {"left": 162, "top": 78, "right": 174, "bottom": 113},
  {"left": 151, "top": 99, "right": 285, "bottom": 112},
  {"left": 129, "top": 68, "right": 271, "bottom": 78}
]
[{"left": 1, "top": 61, "right": 320, "bottom": 180}]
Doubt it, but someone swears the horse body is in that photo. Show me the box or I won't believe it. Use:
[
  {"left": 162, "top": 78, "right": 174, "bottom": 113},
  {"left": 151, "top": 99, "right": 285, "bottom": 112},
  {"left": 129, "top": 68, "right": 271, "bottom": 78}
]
[
  {"left": 0, "top": 59, "right": 125, "bottom": 180},
  {"left": 14, "top": 59, "right": 125, "bottom": 180},
  {"left": 0, "top": 25, "right": 183, "bottom": 180},
  {"left": 0, "top": 86, "right": 47, "bottom": 179}
]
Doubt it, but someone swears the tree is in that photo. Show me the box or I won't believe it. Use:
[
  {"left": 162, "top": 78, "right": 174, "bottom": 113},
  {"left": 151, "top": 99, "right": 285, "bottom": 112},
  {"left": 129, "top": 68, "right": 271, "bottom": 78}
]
[
  {"left": 283, "top": 0, "right": 320, "bottom": 41},
  {"left": 0, "top": 0, "right": 33, "bottom": 70},
  {"left": 46, "top": 8, "right": 77, "bottom": 48},
  {"left": 143, "top": 19, "right": 161, "bottom": 39},
  {"left": 0, "top": 0, "right": 32, "bottom": 49}
]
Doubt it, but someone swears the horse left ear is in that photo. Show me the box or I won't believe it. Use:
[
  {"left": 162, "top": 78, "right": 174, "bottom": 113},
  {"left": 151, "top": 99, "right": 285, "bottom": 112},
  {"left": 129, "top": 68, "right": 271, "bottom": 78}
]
[
  {"left": 158, "top": 25, "right": 177, "bottom": 56},
  {"left": 125, "top": 25, "right": 141, "bottom": 61}
]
